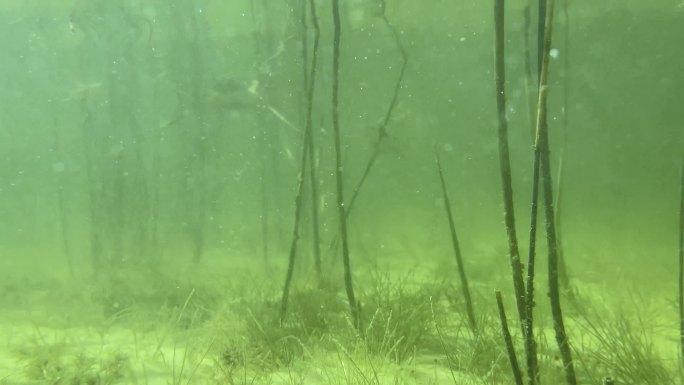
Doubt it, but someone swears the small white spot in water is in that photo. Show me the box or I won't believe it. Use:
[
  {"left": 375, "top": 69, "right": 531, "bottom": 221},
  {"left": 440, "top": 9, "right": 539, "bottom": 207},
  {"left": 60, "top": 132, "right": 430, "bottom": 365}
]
[
  {"left": 443, "top": 143, "right": 453, "bottom": 152},
  {"left": 52, "top": 162, "right": 65, "bottom": 173},
  {"left": 550, "top": 48, "right": 560, "bottom": 58},
  {"left": 460, "top": 37, "right": 466, "bottom": 42}
]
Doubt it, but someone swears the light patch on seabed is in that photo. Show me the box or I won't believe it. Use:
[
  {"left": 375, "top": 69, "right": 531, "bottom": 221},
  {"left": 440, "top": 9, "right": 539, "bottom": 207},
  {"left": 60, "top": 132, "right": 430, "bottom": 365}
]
[{"left": 0, "top": 313, "right": 208, "bottom": 385}]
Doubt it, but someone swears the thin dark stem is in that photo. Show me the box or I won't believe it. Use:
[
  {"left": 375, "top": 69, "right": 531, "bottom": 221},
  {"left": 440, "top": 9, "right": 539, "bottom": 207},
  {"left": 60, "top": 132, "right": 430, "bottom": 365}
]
[
  {"left": 499, "top": 2, "right": 539, "bottom": 383},
  {"left": 679, "top": 153, "right": 684, "bottom": 368},
  {"left": 279, "top": 97, "right": 313, "bottom": 324},
  {"left": 435, "top": 152, "right": 477, "bottom": 332},
  {"left": 300, "top": 0, "right": 309, "bottom": 101},
  {"left": 524, "top": 144, "right": 541, "bottom": 385},
  {"left": 523, "top": 5, "right": 536, "bottom": 141},
  {"left": 280, "top": 0, "right": 322, "bottom": 321},
  {"left": 251, "top": 0, "right": 270, "bottom": 266},
  {"left": 537, "top": 0, "right": 547, "bottom": 78},
  {"left": 555, "top": 0, "right": 571, "bottom": 291},
  {"left": 496, "top": 291, "right": 524, "bottom": 385},
  {"left": 304, "top": 0, "right": 322, "bottom": 280},
  {"left": 52, "top": 129, "right": 75, "bottom": 278},
  {"left": 494, "top": 0, "right": 527, "bottom": 334},
  {"left": 331, "top": 0, "right": 358, "bottom": 328},
  {"left": 80, "top": 93, "right": 102, "bottom": 276},
  {"left": 345, "top": 0, "right": 407, "bottom": 218},
  {"left": 534, "top": 0, "right": 576, "bottom": 383}
]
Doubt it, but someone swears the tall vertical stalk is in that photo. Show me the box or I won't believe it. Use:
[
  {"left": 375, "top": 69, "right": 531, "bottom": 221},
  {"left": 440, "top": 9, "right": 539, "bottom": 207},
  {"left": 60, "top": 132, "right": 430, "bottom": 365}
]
[
  {"left": 345, "top": 0, "right": 407, "bottom": 218},
  {"left": 53, "top": 128, "right": 75, "bottom": 278},
  {"left": 555, "top": 0, "right": 571, "bottom": 291},
  {"left": 537, "top": 0, "right": 547, "bottom": 76},
  {"left": 522, "top": 5, "right": 535, "bottom": 141},
  {"left": 436, "top": 153, "right": 477, "bottom": 332},
  {"left": 496, "top": 291, "right": 524, "bottom": 385},
  {"left": 278, "top": 123, "right": 311, "bottom": 322},
  {"left": 494, "top": 0, "right": 527, "bottom": 334},
  {"left": 524, "top": 99, "right": 542, "bottom": 385},
  {"left": 304, "top": 0, "right": 323, "bottom": 280},
  {"left": 534, "top": 0, "right": 577, "bottom": 383},
  {"left": 678, "top": 153, "right": 684, "bottom": 368},
  {"left": 280, "top": 0, "right": 322, "bottom": 321},
  {"left": 496, "top": 2, "right": 539, "bottom": 383},
  {"left": 250, "top": 0, "right": 278, "bottom": 267},
  {"left": 331, "top": 0, "right": 358, "bottom": 327}
]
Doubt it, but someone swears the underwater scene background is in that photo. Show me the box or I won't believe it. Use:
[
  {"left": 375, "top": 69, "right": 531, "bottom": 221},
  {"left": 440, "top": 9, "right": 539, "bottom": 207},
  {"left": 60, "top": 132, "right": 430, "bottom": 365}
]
[{"left": 1, "top": 0, "right": 683, "bottom": 384}]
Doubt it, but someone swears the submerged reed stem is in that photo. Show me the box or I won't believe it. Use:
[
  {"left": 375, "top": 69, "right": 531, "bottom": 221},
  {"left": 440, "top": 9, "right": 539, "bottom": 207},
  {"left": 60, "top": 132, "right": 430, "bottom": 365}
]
[
  {"left": 278, "top": 101, "right": 312, "bottom": 323},
  {"left": 534, "top": 0, "right": 577, "bottom": 383},
  {"left": 496, "top": 2, "right": 539, "bottom": 383},
  {"left": 494, "top": 0, "right": 526, "bottom": 335},
  {"left": 496, "top": 290, "right": 524, "bottom": 385},
  {"left": 304, "top": 0, "right": 323, "bottom": 280},
  {"left": 331, "top": 0, "right": 359, "bottom": 328},
  {"left": 435, "top": 152, "right": 477, "bottom": 332},
  {"left": 678, "top": 153, "right": 684, "bottom": 368},
  {"left": 346, "top": 0, "right": 407, "bottom": 219},
  {"left": 280, "top": 0, "right": 323, "bottom": 321}
]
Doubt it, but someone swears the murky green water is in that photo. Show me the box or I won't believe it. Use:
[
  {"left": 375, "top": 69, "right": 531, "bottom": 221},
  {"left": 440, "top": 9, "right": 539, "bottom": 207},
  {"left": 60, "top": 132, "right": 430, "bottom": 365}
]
[{"left": 1, "top": 1, "right": 682, "bottom": 384}]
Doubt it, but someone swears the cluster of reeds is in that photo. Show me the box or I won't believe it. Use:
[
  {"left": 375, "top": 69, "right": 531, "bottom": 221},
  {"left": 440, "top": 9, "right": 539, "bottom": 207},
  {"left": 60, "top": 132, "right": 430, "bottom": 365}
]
[
  {"left": 489, "top": 0, "right": 577, "bottom": 384},
  {"left": 279, "top": 0, "right": 407, "bottom": 331},
  {"left": 269, "top": 1, "right": 684, "bottom": 384}
]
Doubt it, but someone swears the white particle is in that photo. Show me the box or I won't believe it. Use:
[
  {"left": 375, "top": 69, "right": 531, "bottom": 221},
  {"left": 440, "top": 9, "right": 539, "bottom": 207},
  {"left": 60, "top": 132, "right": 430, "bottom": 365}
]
[{"left": 52, "top": 162, "right": 65, "bottom": 173}]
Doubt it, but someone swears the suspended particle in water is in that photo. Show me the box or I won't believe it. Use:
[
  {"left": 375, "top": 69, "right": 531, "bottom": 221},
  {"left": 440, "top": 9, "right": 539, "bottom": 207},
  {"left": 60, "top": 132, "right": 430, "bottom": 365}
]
[
  {"left": 52, "top": 162, "right": 65, "bottom": 173},
  {"left": 550, "top": 48, "right": 560, "bottom": 59}
]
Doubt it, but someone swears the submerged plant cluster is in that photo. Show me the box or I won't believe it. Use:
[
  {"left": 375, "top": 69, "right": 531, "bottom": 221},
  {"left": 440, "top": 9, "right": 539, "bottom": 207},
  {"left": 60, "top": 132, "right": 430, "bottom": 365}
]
[{"left": 1, "top": 269, "right": 678, "bottom": 385}]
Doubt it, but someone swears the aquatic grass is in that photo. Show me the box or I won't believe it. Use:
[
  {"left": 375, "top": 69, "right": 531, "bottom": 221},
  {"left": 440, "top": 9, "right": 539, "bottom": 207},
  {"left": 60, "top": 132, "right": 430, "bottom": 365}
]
[
  {"left": 355, "top": 272, "right": 437, "bottom": 363},
  {"left": 320, "top": 335, "right": 439, "bottom": 385},
  {"left": 95, "top": 269, "right": 219, "bottom": 329},
  {"left": 575, "top": 309, "right": 676, "bottom": 385},
  {"left": 230, "top": 285, "right": 347, "bottom": 373},
  {"left": 14, "top": 338, "right": 131, "bottom": 385},
  {"left": 431, "top": 291, "right": 513, "bottom": 384},
  {"left": 455, "top": 313, "right": 512, "bottom": 383}
]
